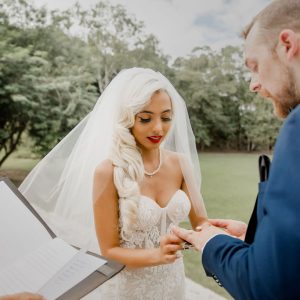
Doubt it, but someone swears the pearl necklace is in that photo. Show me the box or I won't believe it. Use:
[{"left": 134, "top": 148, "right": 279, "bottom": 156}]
[{"left": 144, "top": 149, "right": 162, "bottom": 177}]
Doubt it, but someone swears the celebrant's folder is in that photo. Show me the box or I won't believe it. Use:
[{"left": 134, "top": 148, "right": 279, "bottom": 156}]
[{"left": 0, "top": 177, "right": 124, "bottom": 300}]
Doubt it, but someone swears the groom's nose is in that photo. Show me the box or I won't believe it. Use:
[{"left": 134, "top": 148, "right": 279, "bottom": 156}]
[{"left": 249, "top": 74, "right": 261, "bottom": 93}]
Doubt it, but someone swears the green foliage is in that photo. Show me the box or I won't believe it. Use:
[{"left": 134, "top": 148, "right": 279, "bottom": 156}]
[
  {"left": 0, "top": 0, "right": 282, "bottom": 166},
  {"left": 0, "top": 0, "right": 170, "bottom": 165},
  {"left": 0, "top": 19, "right": 48, "bottom": 165},
  {"left": 173, "top": 46, "right": 281, "bottom": 150},
  {"left": 240, "top": 95, "right": 281, "bottom": 151}
]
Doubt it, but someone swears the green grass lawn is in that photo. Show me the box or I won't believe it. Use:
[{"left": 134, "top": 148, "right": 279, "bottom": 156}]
[
  {"left": 1, "top": 156, "right": 39, "bottom": 171},
  {"left": 182, "top": 152, "right": 262, "bottom": 299},
  {"left": 1, "top": 151, "right": 264, "bottom": 299},
  {"left": 0, "top": 150, "right": 39, "bottom": 186},
  {"left": 1, "top": 147, "right": 39, "bottom": 171}
]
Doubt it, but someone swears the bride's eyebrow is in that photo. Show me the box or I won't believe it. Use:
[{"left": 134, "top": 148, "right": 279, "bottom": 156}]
[
  {"left": 161, "top": 109, "right": 172, "bottom": 114},
  {"left": 138, "top": 109, "right": 172, "bottom": 115},
  {"left": 139, "top": 110, "right": 153, "bottom": 114}
]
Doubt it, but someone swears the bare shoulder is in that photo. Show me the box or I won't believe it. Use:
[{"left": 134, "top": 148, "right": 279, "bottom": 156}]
[
  {"left": 93, "top": 159, "right": 115, "bottom": 191},
  {"left": 94, "top": 159, "right": 114, "bottom": 180},
  {"left": 93, "top": 159, "right": 117, "bottom": 203},
  {"left": 163, "top": 150, "right": 185, "bottom": 165},
  {"left": 163, "top": 150, "right": 183, "bottom": 171}
]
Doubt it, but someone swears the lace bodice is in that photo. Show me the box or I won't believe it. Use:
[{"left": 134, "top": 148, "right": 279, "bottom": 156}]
[
  {"left": 98, "top": 189, "right": 191, "bottom": 300},
  {"left": 122, "top": 189, "right": 191, "bottom": 249}
]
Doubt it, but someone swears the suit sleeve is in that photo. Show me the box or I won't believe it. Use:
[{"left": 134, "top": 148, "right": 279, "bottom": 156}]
[{"left": 202, "top": 106, "right": 300, "bottom": 300}]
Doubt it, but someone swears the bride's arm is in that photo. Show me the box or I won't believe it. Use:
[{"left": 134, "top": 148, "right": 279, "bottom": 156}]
[
  {"left": 173, "top": 152, "right": 208, "bottom": 230},
  {"left": 93, "top": 160, "right": 182, "bottom": 269},
  {"left": 181, "top": 180, "right": 208, "bottom": 229}
]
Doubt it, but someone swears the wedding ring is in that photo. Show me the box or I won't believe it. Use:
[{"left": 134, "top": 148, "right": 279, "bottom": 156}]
[
  {"left": 182, "top": 242, "right": 194, "bottom": 250},
  {"left": 195, "top": 225, "right": 202, "bottom": 231},
  {"left": 196, "top": 223, "right": 211, "bottom": 231}
]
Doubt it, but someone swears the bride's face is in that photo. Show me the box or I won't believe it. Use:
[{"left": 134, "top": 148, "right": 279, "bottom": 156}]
[{"left": 131, "top": 90, "right": 173, "bottom": 150}]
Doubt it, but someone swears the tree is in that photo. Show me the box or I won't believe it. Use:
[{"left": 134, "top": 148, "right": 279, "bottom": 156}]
[
  {"left": 173, "top": 46, "right": 239, "bottom": 149},
  {"left": 0, "top": 4, "right": 98, "bottom": 165},
  {"left": 0, "top": 0, "right": 170, "bottom": 166},
  {"left": 1, "top": 0, "right": 281, "bottom": 166},
  {"left": 240, "top": 95, "right": 281, "bottom": 151},
  {"left": 173, "top": 45, "right": 281, "bottom": 151},
  {"left": 0, "top": 19, "right": 50, "bottom": 166}
]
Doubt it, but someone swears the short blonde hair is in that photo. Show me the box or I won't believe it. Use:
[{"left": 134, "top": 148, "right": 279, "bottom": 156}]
[{"left": 242, "top": 0, "right": 300, "bottom": 49}]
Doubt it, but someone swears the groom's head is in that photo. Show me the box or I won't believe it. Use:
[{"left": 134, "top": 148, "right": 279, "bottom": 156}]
[{"left": 243, "top": 0, "right": 300, "bottom": 119}]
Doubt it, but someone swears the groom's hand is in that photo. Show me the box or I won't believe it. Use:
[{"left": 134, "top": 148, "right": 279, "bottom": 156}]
[
  {"left": 172, "top": 224, "right": 229, "bottom": 252},
  {"left": 209, "top": 219, "right": 247, "bottom": 240}
]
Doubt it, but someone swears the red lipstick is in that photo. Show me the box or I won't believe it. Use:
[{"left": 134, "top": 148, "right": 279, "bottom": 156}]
[{"left": 147, "top": 136, "right": 162, "bottom": 144}]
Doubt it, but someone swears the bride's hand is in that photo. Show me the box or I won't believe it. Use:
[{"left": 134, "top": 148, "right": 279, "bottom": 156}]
[
  {"left": 208, "top": 218, "right": 247, "bottom": 240},
  {"left": 156, "top": 234, "right": 183, "bottom": 265}
]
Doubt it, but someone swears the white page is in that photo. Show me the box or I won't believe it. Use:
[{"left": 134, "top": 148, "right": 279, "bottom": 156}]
[
  {"left": 0, "top": 238, "right": 77, "bottom": 294},
  {"left": 38, "top": 249, "right": 106, "bottom": 300},
  {"left": 0, "top": 181, "right": 52, "bottom": 269}
]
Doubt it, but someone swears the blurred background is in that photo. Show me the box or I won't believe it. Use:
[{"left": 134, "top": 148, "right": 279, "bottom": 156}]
[{"left": 0, "top": 0, "right": 275, "bottom": 298}]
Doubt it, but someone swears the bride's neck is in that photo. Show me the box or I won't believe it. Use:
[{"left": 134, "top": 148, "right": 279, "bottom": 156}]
[{"left": 140, "top": 148, "right": 160, "bottom": 164}]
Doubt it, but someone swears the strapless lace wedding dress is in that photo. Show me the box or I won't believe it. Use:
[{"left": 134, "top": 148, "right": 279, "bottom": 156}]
[{"left": 98, "top": 189, "right": 191, "bottom": 300}]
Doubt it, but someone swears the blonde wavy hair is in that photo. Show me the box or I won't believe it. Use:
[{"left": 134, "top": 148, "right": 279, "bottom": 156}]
[{"left": 110, "top": 72, "right": 171, "bottom": 239}]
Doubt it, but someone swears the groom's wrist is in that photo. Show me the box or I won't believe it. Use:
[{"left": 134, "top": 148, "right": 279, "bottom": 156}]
[
  {"left": 201, "top": 234, "right": 222, "bottom": 252},
  {"left": 196, "top": 226, "right": 230, "bottom": 251}
]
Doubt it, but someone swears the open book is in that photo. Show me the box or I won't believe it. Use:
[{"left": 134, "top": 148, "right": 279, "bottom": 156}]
[{"left": 0, "top": 178, "right": 124, "bottom": 299}]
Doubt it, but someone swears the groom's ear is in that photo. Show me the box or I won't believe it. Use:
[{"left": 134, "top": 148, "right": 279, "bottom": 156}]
[{"left": 278, "top": 29, "right": 299, "bottom": 61}]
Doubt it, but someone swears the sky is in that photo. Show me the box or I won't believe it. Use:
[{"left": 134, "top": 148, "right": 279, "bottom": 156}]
[{"left": 32, "top": 0, "right": 272, "bottom": 59}]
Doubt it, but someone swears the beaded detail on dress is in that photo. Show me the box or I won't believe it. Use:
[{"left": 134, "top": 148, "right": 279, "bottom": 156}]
[{"left": 99, "top": 190, "right": 191, "bottom": 300}]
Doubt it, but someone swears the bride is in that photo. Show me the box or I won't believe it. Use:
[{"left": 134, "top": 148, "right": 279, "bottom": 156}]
[{"left": 20, "top": 68, "right": 207, "bottom": 299}]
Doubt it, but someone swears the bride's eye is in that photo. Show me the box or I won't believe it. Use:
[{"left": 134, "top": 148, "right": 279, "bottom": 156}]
[
  {"left": 139, "top": 117, "right": 151, "bottom": 123},
  {"left": 161, "top": 113, "right": 172, "bottom": 122},
  {"left": 162, "top": 117, "right": 172, "bottom": 122}
]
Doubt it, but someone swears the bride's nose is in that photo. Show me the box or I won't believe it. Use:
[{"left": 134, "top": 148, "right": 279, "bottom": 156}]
[{"left": 152, "top": 119, "right": 163, "bottom": 134}]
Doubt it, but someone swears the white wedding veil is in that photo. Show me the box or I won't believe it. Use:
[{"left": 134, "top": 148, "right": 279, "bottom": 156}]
[{"left": 19, "top": 68, "right": 206, "bottom": 253}]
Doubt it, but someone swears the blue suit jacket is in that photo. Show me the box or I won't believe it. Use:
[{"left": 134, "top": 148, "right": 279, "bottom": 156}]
[{"left": 202, "top": 104, "right": 300, "bottom": 300}]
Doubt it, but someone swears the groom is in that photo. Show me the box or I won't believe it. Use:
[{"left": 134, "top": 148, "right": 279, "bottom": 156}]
[{"left": 173, "top": 0, "right": 300, "bottom": 299}]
